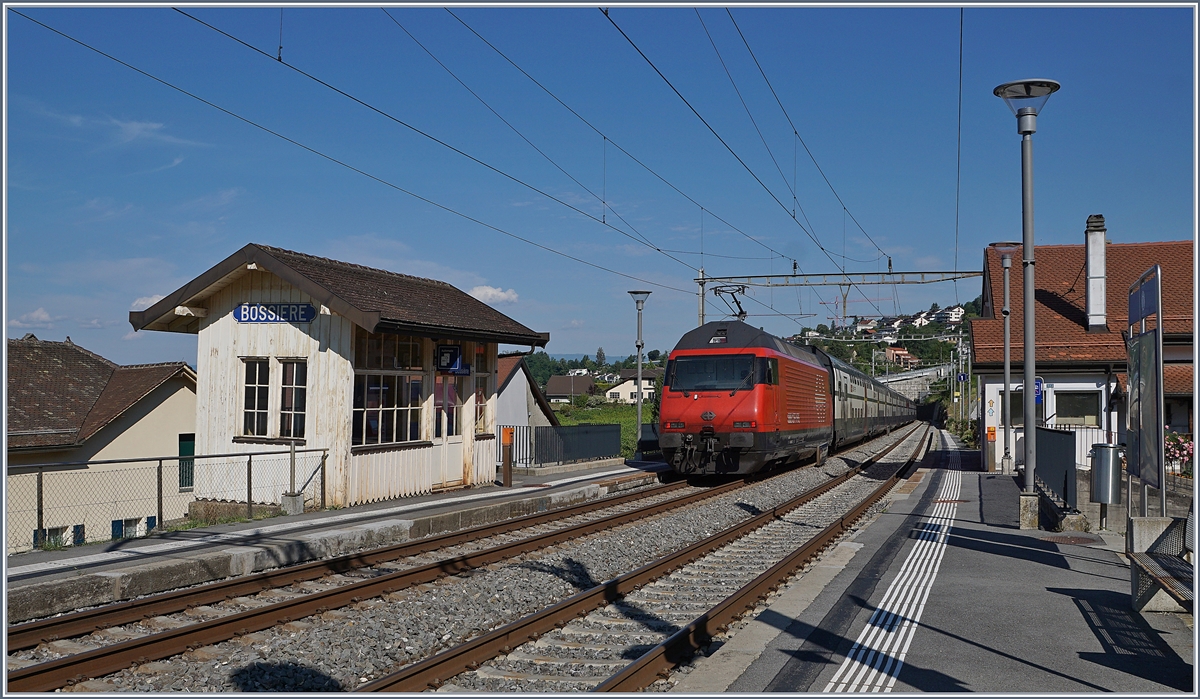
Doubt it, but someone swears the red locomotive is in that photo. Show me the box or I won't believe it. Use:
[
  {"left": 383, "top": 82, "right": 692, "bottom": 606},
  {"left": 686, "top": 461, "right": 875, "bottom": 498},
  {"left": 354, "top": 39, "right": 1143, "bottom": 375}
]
[{"left": 658, "top": 321, "right": 916, "bottom": 475}]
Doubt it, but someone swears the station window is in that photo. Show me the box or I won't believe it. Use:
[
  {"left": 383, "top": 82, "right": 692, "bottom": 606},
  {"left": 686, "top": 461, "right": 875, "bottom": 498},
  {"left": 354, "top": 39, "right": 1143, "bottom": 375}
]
[
  {"left": 280, "top": 360, "right": 308, "bottom": 438},
  {"left": 1007, "top": 391, "right": 1046, "bottom": 427},
  {"left": 355, "top": 327, "right": 423, "bottom": 371},
  {"left": 1055, "top": 392, "right": 1100, "bottom": 426},
  {"left": 435, "top": 374, "right": 465, "bottom": 438},
  {"left": 243, "top": 359, "right": 270, "bottom": 436},
  {"left": 353, "top": 330, "right": 426, "bottom": 447},
  {"left": 474, "top": 344, "right": 491, "bottom": 434},
  {"left": 353, "top": 374, "right": 423, "bottom": 446}
]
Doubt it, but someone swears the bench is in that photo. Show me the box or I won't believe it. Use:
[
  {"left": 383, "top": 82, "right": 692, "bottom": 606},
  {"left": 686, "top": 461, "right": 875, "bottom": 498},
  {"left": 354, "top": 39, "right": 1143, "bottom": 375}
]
[{"left": 1128, "top": 508, "right": 1193, "bottom": 613}]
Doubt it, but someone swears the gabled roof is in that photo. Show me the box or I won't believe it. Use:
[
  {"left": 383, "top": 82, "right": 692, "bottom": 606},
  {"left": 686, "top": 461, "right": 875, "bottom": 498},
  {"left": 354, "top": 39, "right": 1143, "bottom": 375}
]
[
  {"left": 971, "top": 239, "right": 1193, "bottom": 368},
  {"left": 619, "top": 367, "right": 665, "bottom": 381},
  {"left": 495, "top": 353, "right": 558, "bottom": 426},
  {"left": 7, "top": 335, "right": 195, "bottom": 451},
  {"left": 129, "top": 243, "right": 548, "bottom": 348},
  {"left": 545, "top": 374, "right": 594, "bottom": 397}
]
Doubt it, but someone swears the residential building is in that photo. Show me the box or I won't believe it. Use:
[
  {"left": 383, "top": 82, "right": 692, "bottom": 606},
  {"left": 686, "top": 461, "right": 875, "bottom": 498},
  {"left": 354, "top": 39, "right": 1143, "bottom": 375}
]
[
  {"left": 545, "top": 375, "right": 595, "bottom": 403},
  {"left": 910, "top": 311, "right": 932, "bottom": 328},
  {"left": 886, "top": 346, "right": 920, "bottom": 370},
  {"left": 605, "top": 378, "right": 657, "bottom": 405},
  {"left": 933, "top": 305, "right": 966, "bottom": 326},
  {"left": 969, "top": 216, "right": 1193, "bottom": 473},
  {"left": 7, "top": 335, "right": 196, "bottom": 552},
  {"left": 495, "top": 353, "right": 558, "bottom": 428},
  {"left": 128, "top": 243, "right": 549, "bottom": 507}
]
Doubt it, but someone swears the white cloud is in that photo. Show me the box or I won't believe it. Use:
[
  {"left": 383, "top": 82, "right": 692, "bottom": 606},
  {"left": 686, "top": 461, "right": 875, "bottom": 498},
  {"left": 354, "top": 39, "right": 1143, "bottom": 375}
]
[
  {"left": 78, "top": 318, "right": 120, "bottom": 329},
  {"left": 469, "top": 286, "right": 519, "bottom": 305},
  {"left": 106, "top": 118, "right": 206, "bottom": 147},
  {"left": 9, "top": 308, "right": 59, "bottom": 329},
  {"left": 562, "top": 319, "right": 584, "bottom": 330},
  {"left": 130, "top": 295, "right": 166, "bottom": 311},
  {"left": 179, "top": 188, "right": 242, "bottom": 211}
]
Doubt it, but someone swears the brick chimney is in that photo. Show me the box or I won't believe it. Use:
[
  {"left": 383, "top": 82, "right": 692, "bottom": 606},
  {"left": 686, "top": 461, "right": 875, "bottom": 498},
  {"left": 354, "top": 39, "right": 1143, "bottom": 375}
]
[{"left": 1085, "top": 214, "right": 1107, "bottom": 332}]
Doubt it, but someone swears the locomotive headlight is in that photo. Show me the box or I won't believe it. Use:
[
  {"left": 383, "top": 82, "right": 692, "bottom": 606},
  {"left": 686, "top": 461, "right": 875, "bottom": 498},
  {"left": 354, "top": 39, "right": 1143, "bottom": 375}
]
[
  {"left": 666, "top": 421, "right": 686, "bottom": 429},
  {"left": 733, "top": 421, "right": 757, "bottom": 429}
]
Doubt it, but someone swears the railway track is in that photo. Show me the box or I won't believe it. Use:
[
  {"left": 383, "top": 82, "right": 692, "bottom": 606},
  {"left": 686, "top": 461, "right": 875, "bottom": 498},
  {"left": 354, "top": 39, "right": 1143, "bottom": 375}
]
[
  {"left": 7, "top": 424, "right": 921, "bottom": 692},
  {"left": 359, "top": 424, "right": 931, "bottom": 692}
]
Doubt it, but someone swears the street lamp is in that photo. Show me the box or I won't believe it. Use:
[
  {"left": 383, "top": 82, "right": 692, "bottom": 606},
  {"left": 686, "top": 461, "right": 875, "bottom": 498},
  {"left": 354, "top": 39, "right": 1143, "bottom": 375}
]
[
  {"left": 994, "top": 78, "right": 1060, "bottom": 499},
  {"left": 991, "top": 241, "right": 1021, "bottom": 476},
  {"left": 628, "top": 290, "right": 651, "bottom": 458}
]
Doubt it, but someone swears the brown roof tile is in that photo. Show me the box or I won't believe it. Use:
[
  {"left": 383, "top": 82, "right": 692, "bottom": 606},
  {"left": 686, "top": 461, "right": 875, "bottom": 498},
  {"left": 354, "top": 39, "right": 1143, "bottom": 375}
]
[
  {"left": 496, "top": 354, "right": 525, "bottom": 393},
  {"left": 130, "top": 244, "right": 548, "bottom": 347},
  {"left": 77, "top": 363, "right": 193, "bottom": 443},
  {"left": 7, "top": 336, "right": 192, "bottom": 451},
  {"left": 971, "top": 239, "right": 1193, "bottom": 368}
]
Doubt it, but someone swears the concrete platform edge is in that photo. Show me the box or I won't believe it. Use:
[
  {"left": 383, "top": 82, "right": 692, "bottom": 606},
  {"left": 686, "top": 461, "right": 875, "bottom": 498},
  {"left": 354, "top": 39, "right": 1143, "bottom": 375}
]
[{"left": 6, "top": 471, "right": 657, "bottom": 623}]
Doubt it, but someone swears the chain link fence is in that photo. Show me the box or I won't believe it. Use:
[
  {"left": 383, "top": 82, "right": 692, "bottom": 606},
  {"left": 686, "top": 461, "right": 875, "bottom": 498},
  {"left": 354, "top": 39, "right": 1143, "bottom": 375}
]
[{"left": 7, "top": 448, "right": 326, "bottom": 555}]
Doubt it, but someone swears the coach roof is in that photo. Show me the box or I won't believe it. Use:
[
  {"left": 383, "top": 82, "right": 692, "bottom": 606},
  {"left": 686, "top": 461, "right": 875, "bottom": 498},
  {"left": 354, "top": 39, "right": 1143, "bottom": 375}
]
[{"left": 672, "top": 321, "right": 820, "bottom": 364}]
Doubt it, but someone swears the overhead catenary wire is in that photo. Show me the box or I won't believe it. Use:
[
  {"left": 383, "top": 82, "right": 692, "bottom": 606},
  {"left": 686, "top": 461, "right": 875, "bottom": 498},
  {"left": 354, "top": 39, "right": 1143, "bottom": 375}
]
[
  {"left": 726, "top": 8, "right": 890, "bottom": 263},
  {"left": 6, "top": 9, "right": 693, "bottom": 297},
  {"left": 444, "top": 7, "right": 795, "bottom": 267},
  {"left": 602, "top": 8, "right": 883, "bottom": 321},
  {"left": 446, "top": 7, "right": 826, "bottom": 327},
  {"left": 378, "top": 9, "right": 693, "bottom": 272},
  {"left": 174, "top": 8, "right": 700, "bottom": 275}
]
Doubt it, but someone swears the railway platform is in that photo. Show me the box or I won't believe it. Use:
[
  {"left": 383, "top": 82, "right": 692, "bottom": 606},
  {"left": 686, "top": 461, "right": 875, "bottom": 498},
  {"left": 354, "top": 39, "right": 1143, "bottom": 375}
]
[
  {"left": 673, "top": 430, "right": 1194, "bottom": 693},
  {"left": 6, "top": 458, "right": 667, "bottom": 624}
]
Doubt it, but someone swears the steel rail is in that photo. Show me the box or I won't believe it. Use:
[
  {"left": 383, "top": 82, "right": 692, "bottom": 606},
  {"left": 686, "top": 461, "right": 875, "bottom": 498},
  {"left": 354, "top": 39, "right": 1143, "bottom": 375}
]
[
  {"left": 596, "top": 425, "right": 934, "bottom": 691},
  {"left": 355, "top": 422, "right": 923, "bottom": 692},
  {"left": 8, "top": 477, "right": 691, "bottom": 652},
  {"left": 8, "top": 476, "right": 754, "bottom": 692}
]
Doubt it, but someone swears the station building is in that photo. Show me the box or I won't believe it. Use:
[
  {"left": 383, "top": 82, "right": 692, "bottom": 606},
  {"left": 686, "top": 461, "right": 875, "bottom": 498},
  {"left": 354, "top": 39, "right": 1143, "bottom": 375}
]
[
  {"left": 129, "top": 243, "right": 548, "bottom": 507},
  {"left": 970, "top": 216, "right": 1193, "bottom": 472}
]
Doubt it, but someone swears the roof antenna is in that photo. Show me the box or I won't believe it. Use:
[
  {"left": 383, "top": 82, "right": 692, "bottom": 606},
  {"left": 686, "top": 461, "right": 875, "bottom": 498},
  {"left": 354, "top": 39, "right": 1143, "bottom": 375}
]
[{"left": 277, "top": 9, "right": 284, "bottom": 61}]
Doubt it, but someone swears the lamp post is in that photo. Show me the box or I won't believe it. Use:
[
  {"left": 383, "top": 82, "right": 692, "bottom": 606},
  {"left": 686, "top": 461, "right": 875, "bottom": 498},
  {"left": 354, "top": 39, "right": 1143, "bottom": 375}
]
[
  {"left": 628, "top": 290, "right": 651, "bottom": 457},
  {"left": 994, "top": 78, "right": 1060, "bottom": 500},
  {"left": 990, "top": 242, "right": 1020, "bottom": 476}
]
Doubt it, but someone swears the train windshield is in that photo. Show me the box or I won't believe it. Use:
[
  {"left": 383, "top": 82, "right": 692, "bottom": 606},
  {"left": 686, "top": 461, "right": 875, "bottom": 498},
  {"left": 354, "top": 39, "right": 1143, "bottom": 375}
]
[{"left": 668, "top": 355, "right": 756, "bottom": 391}]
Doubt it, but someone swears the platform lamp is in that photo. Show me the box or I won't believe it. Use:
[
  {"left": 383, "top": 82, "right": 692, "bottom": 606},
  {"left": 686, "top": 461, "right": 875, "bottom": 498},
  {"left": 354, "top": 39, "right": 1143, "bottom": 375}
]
[
  {"left": 994, "top": 78, "right": 1060, "bottom": 498},
  {"left": 990, "top": 242, "right": 1022, "bottom": 476},
  {"left": 628, "top": 290, "right": 651, "bottom": 458}
]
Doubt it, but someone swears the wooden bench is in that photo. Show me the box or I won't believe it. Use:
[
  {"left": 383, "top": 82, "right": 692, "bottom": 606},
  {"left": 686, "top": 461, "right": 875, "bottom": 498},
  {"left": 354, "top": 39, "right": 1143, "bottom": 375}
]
[{"left": 1128, "top": 508, "right": 1193, "bottom": 613}]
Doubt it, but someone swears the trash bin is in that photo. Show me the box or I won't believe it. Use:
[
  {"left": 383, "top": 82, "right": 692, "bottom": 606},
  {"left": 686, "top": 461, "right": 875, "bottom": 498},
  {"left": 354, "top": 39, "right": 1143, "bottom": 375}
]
[{"left": 1090, "top": 443, "right": 1122, "bottom": 504}]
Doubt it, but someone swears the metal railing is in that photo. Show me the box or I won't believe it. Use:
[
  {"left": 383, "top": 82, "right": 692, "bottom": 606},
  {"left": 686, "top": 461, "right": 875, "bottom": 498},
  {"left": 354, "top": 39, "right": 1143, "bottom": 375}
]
[
  {"left": 7, "top": 447, "right": 327, "bottom": 555},
  {"left": 534, "top": 424, "right": 621, "bottom": 465},
  {"left": 496, "top": 424, "right": 622, "bottom": 468}
]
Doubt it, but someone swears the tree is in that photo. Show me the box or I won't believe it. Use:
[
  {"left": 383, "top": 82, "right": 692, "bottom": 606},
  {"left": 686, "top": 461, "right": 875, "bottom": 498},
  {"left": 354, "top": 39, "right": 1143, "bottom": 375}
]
[
  {"left": 929, "top": 302, "right": 940, "bottom": 313},
  {"left": 647, "top": 349, "right": 660, "bottom": 362},
  {"left": 816, "top": 323, "right": 830, "bottom": 335},
  {"left": 596, "top": 347, "right": 606, "bottom": 366}
]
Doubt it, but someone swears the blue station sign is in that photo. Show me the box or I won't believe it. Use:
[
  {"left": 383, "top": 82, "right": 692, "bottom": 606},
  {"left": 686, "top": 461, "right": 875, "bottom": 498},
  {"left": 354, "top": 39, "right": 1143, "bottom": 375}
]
[{"left": 234, "top": 303, "right": 317, "bottom": 324}]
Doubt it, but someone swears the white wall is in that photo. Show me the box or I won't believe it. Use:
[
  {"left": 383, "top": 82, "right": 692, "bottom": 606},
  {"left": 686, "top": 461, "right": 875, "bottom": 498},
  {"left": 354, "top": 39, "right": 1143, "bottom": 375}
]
[
  {"left": 979, "top": 373, "right": 1118, "bottom": 470},
  {"left": 195, "top": 270, "right": 356, "bottom": 505}
]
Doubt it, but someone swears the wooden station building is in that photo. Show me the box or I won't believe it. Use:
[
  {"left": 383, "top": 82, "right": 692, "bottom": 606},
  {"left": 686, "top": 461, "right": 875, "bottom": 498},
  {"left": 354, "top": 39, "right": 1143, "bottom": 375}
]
[{"left": 129, "top": 243, "right": 548, "bottom": 507}]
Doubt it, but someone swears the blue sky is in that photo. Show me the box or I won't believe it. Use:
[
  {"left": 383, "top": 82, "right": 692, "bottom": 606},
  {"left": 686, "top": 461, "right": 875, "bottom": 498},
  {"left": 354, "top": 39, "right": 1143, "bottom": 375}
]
[{"left": 5, "top": 4, "right": 1195, "bottom": 366}]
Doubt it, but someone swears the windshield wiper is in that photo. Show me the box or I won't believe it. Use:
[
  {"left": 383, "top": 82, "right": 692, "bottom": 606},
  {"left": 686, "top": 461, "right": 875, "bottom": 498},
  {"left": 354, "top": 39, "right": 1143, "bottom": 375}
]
[{"left": 729, "top": 372, "right": 755, "bottom": 396}]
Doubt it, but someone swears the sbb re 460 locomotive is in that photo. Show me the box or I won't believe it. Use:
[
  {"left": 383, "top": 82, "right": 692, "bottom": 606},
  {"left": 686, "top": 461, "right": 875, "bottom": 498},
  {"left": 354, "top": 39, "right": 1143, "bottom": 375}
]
[{"left": 658, "top": 321, "right": 916, "bottom": 476}]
